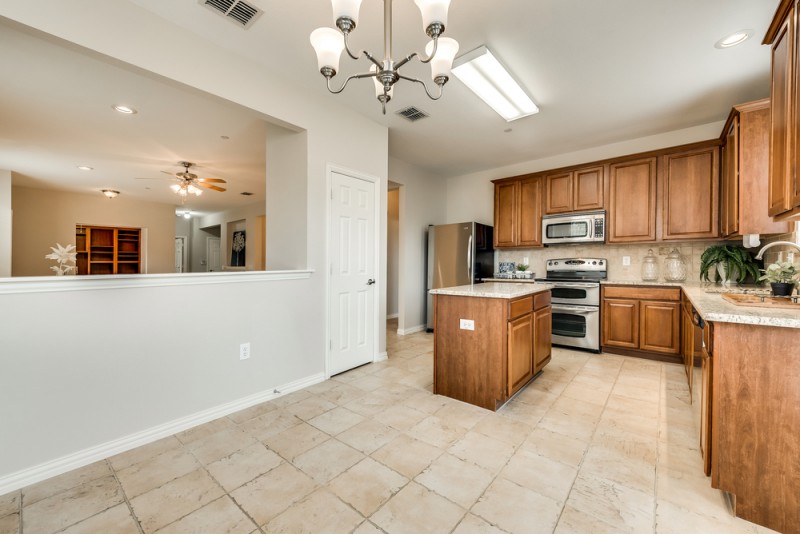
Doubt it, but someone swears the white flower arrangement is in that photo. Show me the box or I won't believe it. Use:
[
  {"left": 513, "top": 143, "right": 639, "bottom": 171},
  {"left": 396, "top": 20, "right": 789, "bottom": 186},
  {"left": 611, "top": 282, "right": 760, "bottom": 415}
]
[{"left": 45, "top": 243, "right": 78, "bottom": 275}]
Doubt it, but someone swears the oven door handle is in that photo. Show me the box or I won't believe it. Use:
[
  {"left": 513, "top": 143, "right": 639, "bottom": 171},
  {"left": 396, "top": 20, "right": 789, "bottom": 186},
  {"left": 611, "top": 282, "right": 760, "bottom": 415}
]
[
  {"left": 550, "top": 282, "right": 599, "bottom": 289},
  {"left": 552, "top": 305, "right": 599, "bottom": 315}
]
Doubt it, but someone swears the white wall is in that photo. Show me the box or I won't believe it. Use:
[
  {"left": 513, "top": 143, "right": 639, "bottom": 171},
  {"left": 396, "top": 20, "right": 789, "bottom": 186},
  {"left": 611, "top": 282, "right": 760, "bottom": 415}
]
[
  {"left": 387, "top": 188, "right": 399, "bottom": 318},
  {"left": 445, "top": 122, "right": 726, "bottom": 224},
  {"left": 0, "top": 1, "right": 388, "bottom": 487},
  {"left": 388, "top": 157, "right": 447, "bottom": 334},
  {"left": 0, "top": 170, "right": 11, "bottom": 277}
]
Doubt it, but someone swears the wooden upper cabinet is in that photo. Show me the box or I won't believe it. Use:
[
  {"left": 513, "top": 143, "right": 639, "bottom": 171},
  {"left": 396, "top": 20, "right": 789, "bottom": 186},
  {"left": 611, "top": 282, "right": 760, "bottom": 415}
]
[
  {"left": 720, "top": 117, "right": 739, "bottom": 237},
  {"left": 493, "top": 175, "right": 543, "bottom": 248},
  {"left": 608, "top": 157, "right": 657, "bottom": 243},
  {"left": 662, "top": 146, "right": 720, "bottom": 240},
  {"left": 544, "top": 165, "right": 604, "bottom": 214}
]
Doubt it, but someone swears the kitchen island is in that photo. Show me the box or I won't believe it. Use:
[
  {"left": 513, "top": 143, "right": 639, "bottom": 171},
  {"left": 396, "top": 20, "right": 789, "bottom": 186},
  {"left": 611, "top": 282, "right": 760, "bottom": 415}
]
[{"left": 430, "top": 282, "right": 553, "bottom": 411}]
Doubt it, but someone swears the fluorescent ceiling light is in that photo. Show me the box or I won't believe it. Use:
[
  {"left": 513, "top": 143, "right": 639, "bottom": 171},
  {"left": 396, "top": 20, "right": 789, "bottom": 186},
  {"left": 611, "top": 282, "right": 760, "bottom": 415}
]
[{"left": 452, "top": 46, "right": 538, "bottom": 122}]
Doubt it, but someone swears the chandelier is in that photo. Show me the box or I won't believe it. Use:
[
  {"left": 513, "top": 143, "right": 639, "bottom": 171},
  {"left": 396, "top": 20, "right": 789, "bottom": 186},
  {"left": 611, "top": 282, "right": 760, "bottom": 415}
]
[{"left": 310, "top": 0, "right": 459, "bottom": 114}]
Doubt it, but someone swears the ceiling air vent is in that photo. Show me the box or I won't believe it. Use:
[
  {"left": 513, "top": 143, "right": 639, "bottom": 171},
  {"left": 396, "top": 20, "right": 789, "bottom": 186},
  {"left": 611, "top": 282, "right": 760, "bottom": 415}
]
[
  {"left": 396, "top": 106, "right": 429, "bottom": 122},
  {"left": 199, "top": 0, "right": 263, "bottom": 28}
]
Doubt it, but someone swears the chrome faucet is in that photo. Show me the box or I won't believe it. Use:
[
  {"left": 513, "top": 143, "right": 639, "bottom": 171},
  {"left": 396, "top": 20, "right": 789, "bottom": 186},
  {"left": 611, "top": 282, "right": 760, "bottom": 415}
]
[{"left": 754, "top": 241, "right": 800, "bottom": 260}]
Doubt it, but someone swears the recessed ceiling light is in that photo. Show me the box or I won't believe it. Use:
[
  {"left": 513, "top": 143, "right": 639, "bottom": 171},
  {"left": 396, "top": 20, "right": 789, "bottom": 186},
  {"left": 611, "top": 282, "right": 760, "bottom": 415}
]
[
  {"left": 77, "top": 165, "right": 93, "bottom": 171},
  {"left": 715, "top": 29, "right": 753, "bottom": 49},
  {"left": 112, "top": 105, "right": 138, "bottom": 114},
  {"left": 101, "top": 189, "right": 120, "bottom": 199}
]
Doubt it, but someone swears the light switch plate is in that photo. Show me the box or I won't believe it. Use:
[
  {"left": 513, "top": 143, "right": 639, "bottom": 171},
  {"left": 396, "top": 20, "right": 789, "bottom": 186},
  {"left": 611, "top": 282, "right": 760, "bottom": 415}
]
[
  {"left": 459, "top": 319, "right": 475, "bottom": 330},
  {"left": 622, "top": 256, "right": 631, "bottom": 266}
]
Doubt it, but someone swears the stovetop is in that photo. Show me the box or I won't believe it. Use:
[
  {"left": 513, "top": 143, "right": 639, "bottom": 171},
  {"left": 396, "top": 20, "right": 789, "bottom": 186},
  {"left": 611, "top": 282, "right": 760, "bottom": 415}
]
[{"left": 539, "top": 258, "right": 607, "bottom": 283}]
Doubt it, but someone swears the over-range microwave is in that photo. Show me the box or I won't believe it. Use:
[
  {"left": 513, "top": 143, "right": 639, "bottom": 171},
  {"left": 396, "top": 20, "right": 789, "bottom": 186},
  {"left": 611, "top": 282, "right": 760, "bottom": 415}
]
[{"left": 542, "top": 210, "right": 605, "bottom": 245}]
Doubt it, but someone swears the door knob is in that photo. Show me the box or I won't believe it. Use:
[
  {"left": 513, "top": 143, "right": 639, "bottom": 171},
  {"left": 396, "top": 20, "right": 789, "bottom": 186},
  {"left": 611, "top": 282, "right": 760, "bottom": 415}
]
[{"left": 367, "top": 279, "right": 376, "bottom": 285}]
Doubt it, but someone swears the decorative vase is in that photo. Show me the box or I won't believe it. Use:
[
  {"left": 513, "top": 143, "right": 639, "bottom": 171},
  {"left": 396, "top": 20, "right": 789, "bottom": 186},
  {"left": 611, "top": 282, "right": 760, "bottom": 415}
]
[
  {"left": 770, "top": 282, "right": 795, "bottom": 297},
  {"left": 663, "top": 248, "right": 687, "bottom": 281},
  {"left": 641, "top": 249, "right": 659, "bottom": 281},
  {"left": 716, "top": 264, "right": 739, "bottom": 285}
]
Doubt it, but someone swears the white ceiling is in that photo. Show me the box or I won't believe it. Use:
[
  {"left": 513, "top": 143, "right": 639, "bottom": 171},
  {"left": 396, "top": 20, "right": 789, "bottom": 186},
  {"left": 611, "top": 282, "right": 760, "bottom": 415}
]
[{"left": 0, "top": 0, "right": 780, "bottom": 213}]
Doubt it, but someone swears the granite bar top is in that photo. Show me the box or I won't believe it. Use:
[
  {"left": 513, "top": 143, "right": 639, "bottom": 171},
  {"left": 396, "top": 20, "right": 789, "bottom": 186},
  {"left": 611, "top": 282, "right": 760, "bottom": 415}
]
[
  {"left": 602, "top": 280, "right": 800, "bottom": 329},
  {"left": 430, "top": 282, "right": 552, "bottom": 299},
  {"left": 482, "top": 278, "right": 537, "bottom": 283}
]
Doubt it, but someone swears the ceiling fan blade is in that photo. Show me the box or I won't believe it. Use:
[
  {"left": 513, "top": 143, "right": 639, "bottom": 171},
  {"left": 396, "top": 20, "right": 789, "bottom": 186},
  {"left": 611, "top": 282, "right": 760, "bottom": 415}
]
[
  {"left": 160, "top": 170, "right": 176, "bottom": 176},
  {"left": 198, "top": 178, "right": 226, "bottom": 183},
  {"left": 198, "top": 183, "right": 226, "bottom": 192},
  {"left": 135, "top": 176, "right": 173, "bottom": 180}
]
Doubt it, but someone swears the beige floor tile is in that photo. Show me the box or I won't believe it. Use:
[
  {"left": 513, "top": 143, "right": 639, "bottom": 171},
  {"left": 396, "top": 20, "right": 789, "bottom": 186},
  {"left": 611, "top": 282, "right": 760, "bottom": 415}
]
[
  {"left": 59, "top": 503, "right": 139, "bottom": 534},
  {"left": 401, "top": 392, "right": 452, "bottom": 414},
  {"left": 656, "top": 470, "right": 732, "bottom": 523},
  {"left": 406, "top": 415, "right": 469, "bottom": 448},
  {"left": 560, "top": 381, "right": 612, "bottom": 406},
  {"left": 230, "top": 463, "right": 317, "bottom": 526},
  {"left": 613, "top": 381, "right": 661, "bottom": 404},
  {"left": 292, "top": 438, "right": 364, "bottom": 484},
  {"left": 655, "top": 500, "right": 755, "bottom": 534},
  {"left": 175, "top": 417, "right": 236, "bottom": 445},
  {"left": 335, "top": 419, "right": 399, "bottom": 454},
  {"left": 471, "top": 415, "right": 533, "bottom": 448},
  {"left": 472, "top": 477, "right": 562, "bottom": 534},
  {"left": 448, "top": 430, "right": 516, "bottom": 474},
  {"left": 497, "top": 396, "right": 550, "bottom": 426},
  {"left": 307, "top": 406, "right": 365, "bottom": 435},
  {"left": 656, "top": 441, "right": 705, "bottom": 480},
  {"left": 302, "top": 378, "right": 340, "bottom": 395},
  {"left": 529, "top": 377, "right": 569, "bottom": 396},
  {"left": 578, "top": 441, "right": 656, "bottom": 495},
  {"left": 0, "top": 513, "right": 18, "bottom": 534},
  {"left": 415, "top": 453, "right": 494, "bottom": 509},
  {"left": 129, "top": 469, "right": 223, "bottom": 534},
  {"left": 155, "top": 496, "right": 257, "bottom": 534},
  {"left": 371, "top": 434, "right": 443, "bottom": 479},
  {"left": 23, "top": 461, "right": 112, "bottom": 505},
  {"left": 206, "top": 442, "right": 283, "bottom": 492},
  {"left": 317, "top": 383, "right": 367, "bottom": 406},
  {"left": 352, "top": 520, "right": 384, "bottom": 533},
  {"left": 564, "top": 473, "right": 654, "bottom": 533},
  {"left": 658, "top": 419, "right": 699, "bottom": 448},
  {"left": 433, "top": 400, "right": 489, "bottom": 430},
  {"left": 452, "top": 513, "right": 507, "bottom": 533},
  {"left": 370, "top": 481, "right": 465, "bottom": 534},
  {"left": 22, "top": 475, "right": 123, "bottom": 534},
  {"left": 0, "top": 491, "right": 19, "bottom": 518},
  {"left": 263, "top": 422, "right": 329, "bottom": 461},
  {"left": 328, "top": 457, "right": 407, "bottom": 516},
  {"left": 187, "top": 426, "right": 257, "bottom": 465},
  {"left": 606, "top": 393, "right": 660, "bottom": 419},
  {"left": 344, "top": 391, "right": 398, "bottom": 417},
  {"left": 265, "top": 489, "right": 363, "bottom": 533},
  {"left": 115, "top": 446, "right": 200, "bottom": 498},
  {"left": 108, "top": 436, "right": 183, "bottom": 472},
  {"left": 537, "top": 409, "right": 598, "bottom": 442},
  {"left": 554, "top": 504, "right": 632, "bottom": 534},
  {"left": 596, "top": 408, "right": 659, "bottom": 440},
  {"left": 283, "top": 395, "right": 338, "bottom": 421},
  {"left": 500, "top": 449, "right": 578, "bottom": 503},
  {"left": 371, "top": 404, "right": 429, "bottom": 432},
  {"left": 519, "top": 428, "right": 589, "bottom": 468},
  {"left": 237, "top": 409, "right": 302, "bottom": 441},
  {"left": 268, "top": 389, "right": 313, "bottom": 408},
  {"left": 225, "top": 400, "right": 277, "bottom": 424}
]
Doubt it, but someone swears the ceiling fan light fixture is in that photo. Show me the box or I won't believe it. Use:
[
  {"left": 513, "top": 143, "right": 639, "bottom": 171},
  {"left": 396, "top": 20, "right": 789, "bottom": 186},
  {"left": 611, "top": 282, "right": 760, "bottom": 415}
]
[{"left": 101, "top": 189, "right": 119, "bottom": 198}]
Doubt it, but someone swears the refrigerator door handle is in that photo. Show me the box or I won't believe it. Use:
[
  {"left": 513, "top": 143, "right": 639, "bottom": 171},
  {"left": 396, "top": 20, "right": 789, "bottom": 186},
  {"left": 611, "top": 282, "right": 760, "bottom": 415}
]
[{"left": 467, "top": 235, "right": 473, "bottom": 282}]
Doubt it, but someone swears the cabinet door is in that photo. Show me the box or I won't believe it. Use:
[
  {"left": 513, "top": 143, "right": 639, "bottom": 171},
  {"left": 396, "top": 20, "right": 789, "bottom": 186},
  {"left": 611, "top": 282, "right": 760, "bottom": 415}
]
[
  {"left": 681, "top": 305, "right": 695, "bottom": 399},
  {"left": 494, "top": 182, "right": 518, "bottom": 247},
  {"left": 573, "top": 166, "right": 604, "bottom": 212},
  {"left": 700, "top": 339, "right": 712, "bottom": 477},
  {"left": 533, "top": 305, "right": 552, "bottom": 373},
  {"left": 508, "top": 313, "right": 533, "bottom": 396},
  {"left": 769, "top": 11, "right": 793, "bottom": 217},
  {"left": 545, "top": 172, "right": 573, "bottom": 214},
  {"left": 720, "top": 118, "right": 739, "bottom": 237},
  {"left": 602, "top": 298, "right": 639, "bottom": 349},
  {"left": 608, "top": 158, "right": 657, "bottom": 242},
  {"left": 640, "top": 300, "right": 680, "bottom": 355},
  {"left": 663, "top": 147, "right": 720, "bottom": 240},
  {"left": 519, "top": 177, "right": 543, "bottom": 246}
]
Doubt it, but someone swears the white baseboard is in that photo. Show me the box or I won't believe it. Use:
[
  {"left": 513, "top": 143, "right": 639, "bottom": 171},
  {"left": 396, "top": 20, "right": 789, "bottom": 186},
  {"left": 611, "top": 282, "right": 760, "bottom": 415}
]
[
  {"left": 398, "top": 324, "right": 426, "bottom": 335},
  {"left": 0, "top": 372, "right": 326, "bottom": 495},
  {"left": 374, "top": 351, "right": 388, "bottom": 362},
  {"left": 386, "top": 313, "right": 398, "bottom": 320}
]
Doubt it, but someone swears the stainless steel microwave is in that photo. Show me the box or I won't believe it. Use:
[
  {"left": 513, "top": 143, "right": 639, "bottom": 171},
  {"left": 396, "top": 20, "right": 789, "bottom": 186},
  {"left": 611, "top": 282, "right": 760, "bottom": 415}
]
[{"left": 542, "top": 210, "right": 605, "bottom": 244}]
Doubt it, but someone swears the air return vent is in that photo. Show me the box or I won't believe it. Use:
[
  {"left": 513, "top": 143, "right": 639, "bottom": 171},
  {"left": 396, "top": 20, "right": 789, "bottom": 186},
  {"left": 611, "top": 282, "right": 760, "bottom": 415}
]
[
  {"left": 199, "top": 0, "right": 263, "bottom": 28},
  {"left": 396, "top": 106, "right": 429, "bottom": 122}
]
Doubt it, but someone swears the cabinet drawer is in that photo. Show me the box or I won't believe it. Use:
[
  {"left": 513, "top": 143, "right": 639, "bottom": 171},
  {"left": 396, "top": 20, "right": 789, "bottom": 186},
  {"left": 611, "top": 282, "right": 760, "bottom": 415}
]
[
  {"left": 509, "top": 296, "right": 533, "bottom": 319},
  {"left": 533, "top": 291, "right": 551, "bottom": 310},
  {"left": 603, "top": 285, "right": 681, "bottom": 301}
]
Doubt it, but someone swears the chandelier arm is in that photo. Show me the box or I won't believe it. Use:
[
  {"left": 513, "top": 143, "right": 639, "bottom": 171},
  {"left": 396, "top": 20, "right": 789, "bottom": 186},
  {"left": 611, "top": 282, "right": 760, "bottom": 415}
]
[
  {"left": 397, "top": 74, "right": 444, "bottom": 100},
  {"left": 326, "top": 72, "right": 378, "bottom": 94},
  {"left": 416, "top": 36, "right": 439, "bottom": 64}
]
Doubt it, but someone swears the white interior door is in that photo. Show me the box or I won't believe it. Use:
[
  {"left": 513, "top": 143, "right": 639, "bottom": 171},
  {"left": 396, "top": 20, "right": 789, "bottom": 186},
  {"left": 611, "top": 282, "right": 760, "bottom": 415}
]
[
  {"left": 174, "top": 236, "right": 186, "bottom": 273},
  {"left": 207, "top": 237, "right": 221, "bottom": 272},
  {"left": 330, "top": 170, "right": 376, "bottom": 375}
]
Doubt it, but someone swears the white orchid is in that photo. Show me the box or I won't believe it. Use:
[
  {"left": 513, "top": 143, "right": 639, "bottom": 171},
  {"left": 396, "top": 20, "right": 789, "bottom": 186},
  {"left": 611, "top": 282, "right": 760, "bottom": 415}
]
[{"left": 45, "top": 243, "right": 78, "bottom": 275}]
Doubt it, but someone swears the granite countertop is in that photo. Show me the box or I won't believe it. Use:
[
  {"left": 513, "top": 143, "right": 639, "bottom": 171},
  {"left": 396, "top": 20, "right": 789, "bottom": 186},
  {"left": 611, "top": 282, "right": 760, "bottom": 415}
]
[
  {"left": 482, "top": 278, "right": 537, "bottom": 283},
  {"left": 603, "top": 280, "right": 800, "bottom": 329},
  {"left": 430, "top": 282, "right": 553, "bottom": 299}
]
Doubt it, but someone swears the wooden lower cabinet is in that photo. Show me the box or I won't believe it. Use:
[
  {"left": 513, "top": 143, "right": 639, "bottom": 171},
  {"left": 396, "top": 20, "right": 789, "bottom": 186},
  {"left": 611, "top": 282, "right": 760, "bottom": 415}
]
[
  {"left": 601, "top": 285, "right": 680, "bottom": 360},
  {"left": 434, "top": 290, "right": 552, "bottom": 410},
  {"left": 700, "top": 320, "right": 713, "bottom": 477}
]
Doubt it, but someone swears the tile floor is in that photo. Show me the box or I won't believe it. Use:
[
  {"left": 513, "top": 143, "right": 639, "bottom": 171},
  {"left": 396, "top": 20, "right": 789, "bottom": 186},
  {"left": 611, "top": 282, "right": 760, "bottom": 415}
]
[{"left": 0, "top": 320, "right": 778, "bottom": 533}]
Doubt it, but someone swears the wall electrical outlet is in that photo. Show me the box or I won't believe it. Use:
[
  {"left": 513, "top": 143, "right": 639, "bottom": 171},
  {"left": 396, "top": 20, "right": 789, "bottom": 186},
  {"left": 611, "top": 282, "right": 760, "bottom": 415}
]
[
  {"left": 459, "top": 319, "right": 475, "bottom": 331},
  {"left": 622, "top": 256, "right": 631, "bottom": 266},
  {"left": 239, "top": 342, "right": 251, "bottom": 360}
]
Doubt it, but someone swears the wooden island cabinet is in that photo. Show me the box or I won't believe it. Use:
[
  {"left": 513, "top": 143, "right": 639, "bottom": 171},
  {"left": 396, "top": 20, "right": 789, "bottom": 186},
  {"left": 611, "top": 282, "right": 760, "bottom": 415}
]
[{"left": 431, "top": 283, "right": 552, "bottom": 411}]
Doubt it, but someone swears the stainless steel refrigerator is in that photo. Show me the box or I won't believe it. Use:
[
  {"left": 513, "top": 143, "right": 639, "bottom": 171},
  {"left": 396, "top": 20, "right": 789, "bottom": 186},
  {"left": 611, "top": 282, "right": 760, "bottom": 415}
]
[{"left": 426, "top": 222, "right": 494, "bottom": 331}]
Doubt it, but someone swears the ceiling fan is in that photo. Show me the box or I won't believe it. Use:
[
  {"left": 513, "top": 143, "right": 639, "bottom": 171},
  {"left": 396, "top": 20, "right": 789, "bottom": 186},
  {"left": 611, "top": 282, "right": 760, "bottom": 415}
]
[{"left": 163, "top": 161, "right": 227, "bottom": 199}]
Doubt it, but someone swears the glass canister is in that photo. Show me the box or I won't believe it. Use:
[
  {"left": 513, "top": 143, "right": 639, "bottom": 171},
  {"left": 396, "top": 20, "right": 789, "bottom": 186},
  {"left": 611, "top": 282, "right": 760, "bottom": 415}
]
[
  {"left": 663, "top": 248, "right": 688, "bottom": 281},
  {"left": 641, "top": 248, "right": 660, "bottom": 281}
]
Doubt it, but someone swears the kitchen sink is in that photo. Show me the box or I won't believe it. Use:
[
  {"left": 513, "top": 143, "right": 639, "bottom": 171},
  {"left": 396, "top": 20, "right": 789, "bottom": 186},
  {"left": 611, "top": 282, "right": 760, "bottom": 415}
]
[{"left": 703, "top": 286, "right": 771, "bottom": 296}]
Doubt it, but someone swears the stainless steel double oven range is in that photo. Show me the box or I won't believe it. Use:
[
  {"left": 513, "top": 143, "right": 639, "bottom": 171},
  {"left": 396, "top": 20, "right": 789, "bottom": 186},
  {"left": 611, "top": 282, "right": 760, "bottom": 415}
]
[{"left": 537, "top": 258, "right": 607, "bottom": 352}]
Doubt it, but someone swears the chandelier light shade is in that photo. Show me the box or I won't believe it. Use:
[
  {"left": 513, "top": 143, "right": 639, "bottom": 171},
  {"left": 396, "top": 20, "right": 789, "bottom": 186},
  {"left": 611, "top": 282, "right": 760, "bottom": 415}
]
[{"left": 310, "top": 0, "right": 458, "bottom": 113}]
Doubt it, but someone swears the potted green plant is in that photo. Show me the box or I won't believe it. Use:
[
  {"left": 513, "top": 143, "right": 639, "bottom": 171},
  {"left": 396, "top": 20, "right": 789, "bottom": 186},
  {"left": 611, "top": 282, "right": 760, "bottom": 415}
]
[
  {"left": 699, "top": 245, "right": 760, "bottom": 284},
  {"left": 758, "top": 261, "right": 798, "bottom": 296},
  {"left": 516, "top": 263, "right": 530, "bottom": 279}
]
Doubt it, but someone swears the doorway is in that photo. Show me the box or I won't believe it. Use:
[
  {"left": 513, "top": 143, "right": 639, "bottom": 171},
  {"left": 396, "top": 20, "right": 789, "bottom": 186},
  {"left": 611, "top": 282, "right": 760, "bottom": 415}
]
[{"left": 174, "top": 236, "right": 187, "bottom": 273}]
